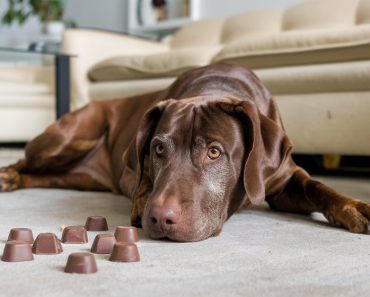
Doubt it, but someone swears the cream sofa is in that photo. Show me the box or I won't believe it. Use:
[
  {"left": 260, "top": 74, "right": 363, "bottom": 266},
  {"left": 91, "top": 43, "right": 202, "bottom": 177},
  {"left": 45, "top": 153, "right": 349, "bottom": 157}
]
[
  {"left": 10, "top": 0, "right": 370, "bottom": 156},
  {"left": 0, "top": 59, "right": 55, "bottom": 142},
  {"left": 61, "top": 0, "right": 370, "bottom": 156}
]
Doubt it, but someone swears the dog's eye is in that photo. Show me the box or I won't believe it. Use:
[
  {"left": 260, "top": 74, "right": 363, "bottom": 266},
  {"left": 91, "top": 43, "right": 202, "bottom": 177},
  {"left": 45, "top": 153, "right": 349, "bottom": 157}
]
[
  {"left": 154, "top": 144, "right": 164, "bottom": 155},
  {"left": 207, "top": 147, "right": 221, "bottom": 160}
]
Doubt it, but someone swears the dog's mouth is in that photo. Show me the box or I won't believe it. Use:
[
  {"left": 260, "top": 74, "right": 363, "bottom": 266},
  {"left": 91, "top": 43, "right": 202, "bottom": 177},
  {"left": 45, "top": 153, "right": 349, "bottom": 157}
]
[
  {"left": 141, "top": 217, "right": 220, "bottom": 242},
  {"left": 144, "top": 222, "right": 191, "bottom": 242},
  {"left": 148, "top": 229, "right": 212, "bottom": 242}
]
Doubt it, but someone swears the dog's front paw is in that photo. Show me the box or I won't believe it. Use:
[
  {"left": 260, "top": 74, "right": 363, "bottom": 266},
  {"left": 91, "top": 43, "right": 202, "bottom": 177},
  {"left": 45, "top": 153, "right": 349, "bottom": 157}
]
[
  {"left": 0, "top": 167, "right": 21, "bottom": 192},
  {"left": 324, "top": 200, "right": 370, "bottom": 234}
]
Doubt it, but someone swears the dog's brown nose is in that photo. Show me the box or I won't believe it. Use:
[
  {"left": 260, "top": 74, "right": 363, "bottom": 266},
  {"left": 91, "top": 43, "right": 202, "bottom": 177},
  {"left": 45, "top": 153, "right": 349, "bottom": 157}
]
[{"left": 149, "top": 204, "right": 181, "bottom": 231}]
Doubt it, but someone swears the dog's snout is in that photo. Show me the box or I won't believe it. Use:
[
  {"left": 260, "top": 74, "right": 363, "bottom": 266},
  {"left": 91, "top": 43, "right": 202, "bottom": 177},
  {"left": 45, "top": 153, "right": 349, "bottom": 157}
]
[{"left": 149, "top": 204, "right": 180, "bottom": 228}]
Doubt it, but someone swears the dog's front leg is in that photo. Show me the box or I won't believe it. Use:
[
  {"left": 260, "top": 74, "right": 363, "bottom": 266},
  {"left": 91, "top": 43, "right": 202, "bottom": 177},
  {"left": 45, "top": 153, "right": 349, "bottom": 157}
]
[
  {"left": 267, "top": 168, "right": 370, "bottom": 234},
  {"left": 303, "top": 175, "right": 370, "bottom": 234}
]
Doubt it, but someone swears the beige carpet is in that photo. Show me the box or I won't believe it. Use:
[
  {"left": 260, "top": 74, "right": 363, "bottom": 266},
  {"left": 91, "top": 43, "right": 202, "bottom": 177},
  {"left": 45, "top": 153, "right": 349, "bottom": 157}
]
[{"left": 0, "top": 149, "right": 370, "bottom": 297}]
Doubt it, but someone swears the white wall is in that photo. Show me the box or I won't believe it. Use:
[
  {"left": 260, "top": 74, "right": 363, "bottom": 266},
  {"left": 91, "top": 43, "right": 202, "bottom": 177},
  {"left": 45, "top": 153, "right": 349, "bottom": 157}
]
[
  {"left": 0, "top": 0, "right": 304, "bottom": 47},
  {"left": 193, "top": 0, "right": 303, "bottom": 18},
  {"left": 0, "top": 0, "right": 128, "bottom": 47},
  {"left": 64, "top": 0, "right": 128, "bottom": 32},
  {"left": 0, "top": 0, "right": 40, "bottom": 47}
]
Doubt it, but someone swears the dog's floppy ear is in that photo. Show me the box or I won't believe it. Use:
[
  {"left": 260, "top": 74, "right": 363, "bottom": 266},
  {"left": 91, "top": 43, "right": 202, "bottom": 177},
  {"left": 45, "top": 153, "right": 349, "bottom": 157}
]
[
  {"left": 218, "top": 99, "right": 293, "bottom": 205},
  {"left": 121, "top": 100, "right": 171, "bottom": 197}
]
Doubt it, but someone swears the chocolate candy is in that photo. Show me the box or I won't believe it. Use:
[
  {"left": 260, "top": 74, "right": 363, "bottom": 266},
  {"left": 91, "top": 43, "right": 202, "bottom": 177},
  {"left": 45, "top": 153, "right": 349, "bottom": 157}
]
[
  {"left": 7, "top": 228, "right": 34, "bottom": 243},
  {"left": 85, "top": 216, "right": 109, "bottom": 231},
  {"left": 109, "top": 242, "right": 140, "bottom": 263},
  {"left": 61, "top": 226, "right": 88, "bottom": 244},
  {"left": 64, "top": 252, "right": 97, "bottom": 274},
  {"left": 32, "top": 233, "right": 63, "bottom": 255},
  {"left": 114, "top": 226, "right": 139, "bottom": 243},
  {"left": 91, "top": 234, "right": 116, "bottom": 254},
  {"left": 1, "top": 240, "right": 34, "bottom": 262}
]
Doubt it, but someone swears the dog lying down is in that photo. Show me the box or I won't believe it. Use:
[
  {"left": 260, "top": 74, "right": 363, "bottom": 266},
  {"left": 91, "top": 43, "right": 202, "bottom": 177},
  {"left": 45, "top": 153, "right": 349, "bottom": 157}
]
[{"left": 1, "top": 64, "right": 369, "bottom": 242}]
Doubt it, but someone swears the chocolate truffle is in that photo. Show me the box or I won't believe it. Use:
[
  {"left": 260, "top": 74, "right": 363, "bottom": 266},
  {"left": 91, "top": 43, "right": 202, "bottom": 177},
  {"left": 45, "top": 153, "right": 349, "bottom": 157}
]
[
  {"left": 32, "top": 233, "right": 63, "bottom": 254},
  {"left": 114, "top": 226, "right": 139, "bottom": 243},
  {"left": 7, "top": 228, "right": 34, "bottom": 244},
  {"left": 64, "top": 252, "right": 97, "bottom": 274},
  {"left": 85, "top": 216, "right": 109, "bottom": 231},
  {"left": 1, "top": 240, "right": 34, "bottom": 262},
  {"left": 91, "top": 234, "right": 116, "bottom": 254},
  {"left": 61, "top": 226, "right": 88, "bottom": 243},
  {"left": 109, "top": 242, "right": 140, "bottom": 263}
]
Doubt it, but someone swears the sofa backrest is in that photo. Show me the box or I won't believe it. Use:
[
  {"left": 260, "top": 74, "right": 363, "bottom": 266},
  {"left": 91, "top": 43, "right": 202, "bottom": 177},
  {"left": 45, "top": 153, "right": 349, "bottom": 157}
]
[
  {"left": 170, "top": 0, "right": 370, "bottom": 47},
  {"left": 221, "top": 10, "right": 283, "bottom": 44},
  {"left": 170, "top": 18, "right": 225, "bottom": 48},
  {"left": 282, "top": 0, "right": 360, "bottom": 31}
]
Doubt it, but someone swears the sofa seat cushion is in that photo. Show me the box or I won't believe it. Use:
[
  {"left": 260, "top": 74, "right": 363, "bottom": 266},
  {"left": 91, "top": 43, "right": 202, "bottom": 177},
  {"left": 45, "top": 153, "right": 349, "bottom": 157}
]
[
  {"left": 89, "top": 47, "right": 221, "bottom": 81},
  {"left": 0, "top": 64, "right": 54, "bottom": 84},
  {"left": 0, "top": 107, "right": 55, "bottom": 141},
  {"left": 0, "top": 64, "right": 55, "bottom": 109},
  {"left": 0, "top": 81, "right": 52, "bottom": 95},
  {"left": 0, "top": 94, "right": 54, "bottom": 108},
  {"left": 213, "top": 26, "right": 370, "bottom": 68},
  {"left": 89, "top": 77, "right": 175, "bottom": 101},
  {"left": 255, "top": 61, "right": 370, "bottom": 95}
]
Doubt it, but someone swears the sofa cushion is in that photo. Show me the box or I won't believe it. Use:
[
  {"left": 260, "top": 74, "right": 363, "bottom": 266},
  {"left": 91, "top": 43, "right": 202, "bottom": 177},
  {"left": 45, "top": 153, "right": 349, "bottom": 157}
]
[
  {"left": 275, "top": 91, "right": 370, "bottom": 155},
  {"left": 0, "top": 94, "right": 54, "bottom": 108},
  {"left": 89, "top": 78, "right": 175, "bottom": 101},
  {"left": 0, "top": 64, "right": 54, "bottom": 108},
  {"left": 0, "top": 65, "right": 54, "bottom": 84},
  {"left": 282, "top": 0, "right": 359, "bottom": 31},
  {"left": 221, "top": 10, "right": 283, "bottom": 43},
  {"left": 89, "top": 47, "right": 221, "bottom": 81},
  {"left": 170, "top": 18, "right": 225, "bottom": 48},
  {"left": 213, "top": 26, "right": 370, "bottom": 68},
  {"left": 255, "top": 61, "right": 370, "bottom": 94},
  {"left": 357, "top": 0, "right": 370, "bottom": 24},
  {"left": 0, "top": 81, "right": 52, "bottom": 95}
]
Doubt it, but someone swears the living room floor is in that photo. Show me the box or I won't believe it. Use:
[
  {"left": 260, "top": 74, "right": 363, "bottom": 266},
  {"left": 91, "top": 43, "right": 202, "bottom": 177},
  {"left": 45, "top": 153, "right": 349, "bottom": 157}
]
[{"left": 0, "top": 149, "right": 369, "bottom": 297}]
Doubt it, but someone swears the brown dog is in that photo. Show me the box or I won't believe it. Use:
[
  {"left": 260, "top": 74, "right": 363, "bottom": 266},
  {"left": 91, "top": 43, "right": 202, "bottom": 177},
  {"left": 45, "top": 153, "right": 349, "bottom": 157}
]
[{"left": 1, "top": 64, "right": 369, "bottom": 241}]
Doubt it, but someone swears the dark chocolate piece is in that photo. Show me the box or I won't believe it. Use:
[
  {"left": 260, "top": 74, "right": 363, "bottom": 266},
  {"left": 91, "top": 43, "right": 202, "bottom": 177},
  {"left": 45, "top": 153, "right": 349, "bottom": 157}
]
[
  {"left": 61, "top": 226, "right": 88, "bottom": 243},
  {"left": 1, "top": 240, "right": 34, "bottom": 262},
  {"left": 32, "top": 233, "right": 63, "bottom": 254},
  {"left": 91, "top": 234, "right": 116, "bottom": 254},
  {"left": 109, "top": 242, "right": 140, "bottom": 263},
  {"left": 64, "top": 252, "right": 97, "bottom": 274},
  {"left": 85, "top": 216, "right": 109, "bottom": 231},
  {"left": 114, "top": 226, "right": 139, "bottom": 243},
  {"left": 7, "top": 228, "right": 34, "bottom": 243}
]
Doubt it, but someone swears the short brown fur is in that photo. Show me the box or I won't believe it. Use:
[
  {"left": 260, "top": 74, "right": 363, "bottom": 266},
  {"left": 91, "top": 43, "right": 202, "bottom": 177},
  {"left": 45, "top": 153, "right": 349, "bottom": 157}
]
[{"left": 1, "top": 64, "right": 369, "bottom": 241}]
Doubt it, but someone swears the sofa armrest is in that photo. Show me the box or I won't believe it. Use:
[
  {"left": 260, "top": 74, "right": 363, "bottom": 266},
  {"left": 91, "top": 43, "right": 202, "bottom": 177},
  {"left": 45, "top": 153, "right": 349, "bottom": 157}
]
[{"left": 61, "top": 28, "right": 169, "bottom": 108}]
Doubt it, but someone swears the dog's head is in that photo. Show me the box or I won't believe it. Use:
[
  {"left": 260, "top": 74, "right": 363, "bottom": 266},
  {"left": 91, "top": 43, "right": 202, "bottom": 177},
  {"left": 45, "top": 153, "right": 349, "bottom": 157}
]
[{"left": 129, "top": 97, "right": 292, "bottom": 241}]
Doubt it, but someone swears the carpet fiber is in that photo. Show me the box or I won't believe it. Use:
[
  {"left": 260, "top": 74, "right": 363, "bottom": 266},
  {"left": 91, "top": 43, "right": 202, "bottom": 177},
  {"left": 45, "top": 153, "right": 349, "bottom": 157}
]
[{"left": 0, "top": 150, "right": 370, "bottom": 297}]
